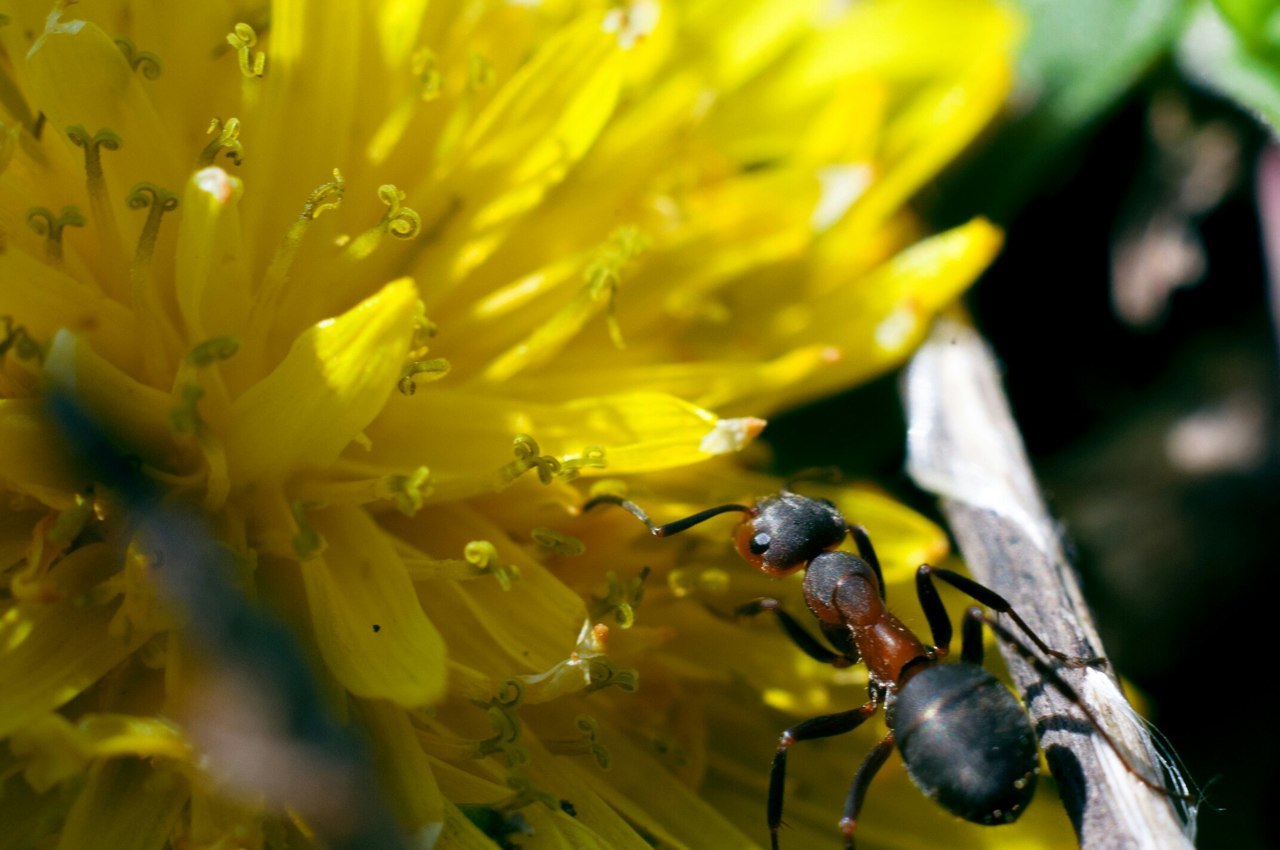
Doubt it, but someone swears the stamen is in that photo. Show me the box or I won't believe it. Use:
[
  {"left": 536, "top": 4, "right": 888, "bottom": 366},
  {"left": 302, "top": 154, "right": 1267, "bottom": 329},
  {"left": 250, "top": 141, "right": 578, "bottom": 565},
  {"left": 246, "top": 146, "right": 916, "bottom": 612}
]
[
  {"left": 0, "top": 316, "right": 42, "bottom": 361},
  {"left": 468, "top": 52, "right": 495, "bottom": 91},
  {"left": 396, "top": 358, "right": 450, "bottom": 396},
  {"left": 168, "top": 384, "right": 204, "bottom": 435},
  {"left": 473, "top": 679, "right": 525, "bottom": 760},
  {"left": 125, "top": 185, "right": 181, "bottom": 372},
  {"left": 499, "top": 434, "right": 560, "bottom": 484},
  {"left": 291, "top": 501, "right": 326, "bottom": 560},
  {"left": 199, "top": 117, "right": 244, "bottom": 167},
  {"left": 26, "top": 205, "right": 85, "bottom": 262},
  {"left": 262, "top": 169, "right": 344, "bottom": 297},
  {"left": 227, "top": 23, "right": 265, "bottom": 79},
  {"left": 366, "top": 47, "right": 443, "bottom": 164},
  {"left": 126, "top": 182, "right": 179, "bottom": 265},
  {"left": 342, "top": 185, "right": 421, "bottom": 261},
  {"left": 585, "top": 226, "right": 650, "bottom": 349},
  {"left": 374, "top": 466, "right": 432, "bottom": 515},
  {"left": 580, "top": 655, "right": 639, "bottom": 692},
  {"left": 558, "top": 445, "right": 607, "bottom": 480},
  {"left": 545, "top": 715, "right": 611, "bottom": 768},
  {"left": 66, "top": 126, "right": 121, "bottom": 191},
  {"left": 497, "top": 435, "right": 605, "bottom": 485},
  {"left": 464, "top": 540, "right": 520, "bottom": 590},
  {"left": 492, "top": 775, "right": 560, "bottom": 813},
  {"left": 530, "top": 528, "right": 585, "bottom": 556},
  {"left": 516, "top": 622, "right": 640, "bottom": 700},
  {"left": 186, "top": 336, "right": 240, "bottom": 367},
  {"left": 66, "top": 126, "right": 127, "bottom": 291},
  {"left": 113, "top": 37, "right": 162, "bottom": 79},
  {"left": 591, "top": 566, "right": 649, "bottom": 628}
]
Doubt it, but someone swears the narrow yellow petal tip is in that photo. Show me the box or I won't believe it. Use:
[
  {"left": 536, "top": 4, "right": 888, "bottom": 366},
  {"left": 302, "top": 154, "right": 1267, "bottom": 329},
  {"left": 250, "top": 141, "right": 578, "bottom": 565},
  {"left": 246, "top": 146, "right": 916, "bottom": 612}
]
[
  {"left": 699, "top": 416, "right": 766, "bottom": 455},
  {"left": 193, "top": 166, "right": 241, "bottom": 205}
]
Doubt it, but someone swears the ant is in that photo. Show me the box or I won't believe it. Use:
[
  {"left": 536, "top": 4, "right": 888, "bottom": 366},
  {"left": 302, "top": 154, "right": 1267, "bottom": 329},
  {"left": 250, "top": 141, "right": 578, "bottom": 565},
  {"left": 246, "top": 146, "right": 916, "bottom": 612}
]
[{"left": 585, "top": 485, "right": 1186, "bottom": 849}]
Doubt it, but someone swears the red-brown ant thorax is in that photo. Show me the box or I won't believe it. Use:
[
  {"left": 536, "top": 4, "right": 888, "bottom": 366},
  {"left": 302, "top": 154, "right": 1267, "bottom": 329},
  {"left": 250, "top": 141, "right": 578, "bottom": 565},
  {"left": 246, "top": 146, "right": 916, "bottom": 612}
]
[{"left": 732, "top": 493, "right": 846, "bottom": 576}]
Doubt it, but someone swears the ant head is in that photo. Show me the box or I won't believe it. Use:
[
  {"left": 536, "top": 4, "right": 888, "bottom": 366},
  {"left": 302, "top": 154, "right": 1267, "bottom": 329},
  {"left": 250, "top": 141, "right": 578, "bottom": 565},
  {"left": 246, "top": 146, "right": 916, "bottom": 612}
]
[{"left": 733, "top": 492, "right": 847, "bottom": 577}]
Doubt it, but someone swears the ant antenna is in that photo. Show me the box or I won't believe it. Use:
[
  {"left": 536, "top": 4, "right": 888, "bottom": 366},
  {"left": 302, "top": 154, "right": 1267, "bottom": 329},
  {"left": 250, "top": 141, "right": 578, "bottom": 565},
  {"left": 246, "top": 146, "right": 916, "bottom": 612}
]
[
  {"left": 782, "top": 466, "right": 842, "bottom": 494},
  {"left": 583, "top": 494, "right": 753, "bottom": 537}
]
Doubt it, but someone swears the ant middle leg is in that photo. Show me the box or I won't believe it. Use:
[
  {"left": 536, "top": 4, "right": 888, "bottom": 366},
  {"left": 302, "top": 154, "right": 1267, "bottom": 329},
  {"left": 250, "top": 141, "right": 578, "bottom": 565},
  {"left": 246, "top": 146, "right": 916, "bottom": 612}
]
[
  {"left": 769, "top": 699, "right": 880, "bottom": 850},
  {"left": 916, "top": 564, "right": 1104, "bottom": 667},
  {"left": 736, "top": 598, "right": 858, "bottom": 668},
  {"left": 959, "top": 606, "right": 985, "bottom": 665}
]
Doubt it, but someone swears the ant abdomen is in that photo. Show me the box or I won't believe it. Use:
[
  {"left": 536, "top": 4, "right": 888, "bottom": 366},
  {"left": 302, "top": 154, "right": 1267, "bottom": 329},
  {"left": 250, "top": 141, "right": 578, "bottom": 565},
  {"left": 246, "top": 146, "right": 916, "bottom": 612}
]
[{"left": 890, "top": 663, "right": 1038, "bottom": 825}]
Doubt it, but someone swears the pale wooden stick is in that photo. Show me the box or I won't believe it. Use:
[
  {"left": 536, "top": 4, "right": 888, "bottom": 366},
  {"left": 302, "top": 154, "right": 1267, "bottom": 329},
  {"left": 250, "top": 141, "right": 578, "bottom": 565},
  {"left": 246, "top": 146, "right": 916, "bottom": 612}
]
[{"left": 903, "top": 312, "right": 1195, "bottom": 850}]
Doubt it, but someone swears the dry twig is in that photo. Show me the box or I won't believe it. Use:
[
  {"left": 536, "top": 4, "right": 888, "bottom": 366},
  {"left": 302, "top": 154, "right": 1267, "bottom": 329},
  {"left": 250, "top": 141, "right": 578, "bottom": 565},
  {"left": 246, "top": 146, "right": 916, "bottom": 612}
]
[{"left": 903, "top": 313, "right": 1195, "bottom": 850}]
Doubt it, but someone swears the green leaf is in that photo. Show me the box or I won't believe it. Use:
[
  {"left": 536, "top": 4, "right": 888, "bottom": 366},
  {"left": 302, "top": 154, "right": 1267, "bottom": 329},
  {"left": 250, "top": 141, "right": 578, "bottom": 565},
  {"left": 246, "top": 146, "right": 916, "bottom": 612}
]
[
  {"left": 933, "top": 0, "right": 1188, "bottom": 223},
  {"left": 1178, "top": 1, "right": 1280, "bottom": 134}
]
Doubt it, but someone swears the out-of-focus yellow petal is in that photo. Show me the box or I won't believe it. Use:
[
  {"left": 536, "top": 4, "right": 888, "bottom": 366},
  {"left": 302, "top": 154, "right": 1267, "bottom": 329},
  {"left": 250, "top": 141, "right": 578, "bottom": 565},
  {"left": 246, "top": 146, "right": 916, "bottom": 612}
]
[
  {"left": 0, "top": 601, "right": 136, "bottom": 739},
  {"left": 356, "top": 698, "right": 445, "bottom": 838},
  {"left": 225, "top": 279, "right": 417, "bottom": 484},
  {"left": 0, "top": 770, "right": 63, "bottom": 850},
  {"left": 9, "top": 714, "right": 191, "bottom": 793},
  {"left": 54, "top": 758, "right": 187, "bottom": 850},
  {"left": 0, "top": 400, "right": 80, "bottom": 507},
  {"left": 683, "top": 0, "right": 828, "bottom": 89},
  {"left": 24, "top": 12, "right": 184, "bottom": 213},
  {"left": 572, "top": 718, "right": 759, "bottom": 849},
  {"left": 43, "top": 331, "right": 185, "bottom": 472},
  {"left": 0, "top": 248, "right": 139, "bottom": 371},
  {"left": 304, "top": 506, "right": 446, "bottom": 707}
]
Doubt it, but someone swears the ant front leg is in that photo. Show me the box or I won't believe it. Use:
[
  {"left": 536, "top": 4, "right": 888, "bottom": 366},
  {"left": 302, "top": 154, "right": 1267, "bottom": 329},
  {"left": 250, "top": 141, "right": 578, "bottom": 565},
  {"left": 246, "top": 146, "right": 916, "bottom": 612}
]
[
  {"left": 736, "top": 598, "right": 858, "bottom": 668},
  {"left": 916, "top": 565, "right": 1105, "bottom": 667},
  {"left": 769, "top": 699, "right": 880, "bottom": 850}
]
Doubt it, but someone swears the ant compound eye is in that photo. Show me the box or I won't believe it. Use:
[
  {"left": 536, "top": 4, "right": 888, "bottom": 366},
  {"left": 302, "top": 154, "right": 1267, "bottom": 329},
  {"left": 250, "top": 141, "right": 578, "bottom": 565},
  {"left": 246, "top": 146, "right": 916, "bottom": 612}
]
[{"left": 749, "top": 532, "right": 771, "bottom": 555}]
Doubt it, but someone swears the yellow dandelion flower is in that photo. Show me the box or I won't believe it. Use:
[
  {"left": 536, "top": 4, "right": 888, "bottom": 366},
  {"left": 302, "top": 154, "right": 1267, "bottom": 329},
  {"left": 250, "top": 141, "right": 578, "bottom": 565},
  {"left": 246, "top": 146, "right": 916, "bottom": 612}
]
[{"left": 0, "top": 1, "right": 1073, "bottom": 849}]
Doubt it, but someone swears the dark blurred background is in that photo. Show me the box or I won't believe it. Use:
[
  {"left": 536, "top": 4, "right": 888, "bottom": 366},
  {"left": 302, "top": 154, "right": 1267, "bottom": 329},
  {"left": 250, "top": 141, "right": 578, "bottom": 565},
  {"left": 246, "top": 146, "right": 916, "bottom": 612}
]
[{"left": 767, "top": 68, "right": 1276, "bottom": 850}]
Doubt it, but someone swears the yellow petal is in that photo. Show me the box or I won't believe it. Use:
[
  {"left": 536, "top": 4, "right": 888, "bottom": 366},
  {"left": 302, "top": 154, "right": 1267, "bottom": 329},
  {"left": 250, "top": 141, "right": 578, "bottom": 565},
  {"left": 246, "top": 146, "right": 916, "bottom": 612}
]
[
  {"left": 25, "top": 12, "right": 184, "bottom": 215},
  {"left": 304, "top": 505, "right": 446, "bottom": 707},
  {"left": 55, "top": 758, "right": 187, "bottom": 850},
  {"left": 9, "top": 713, "right": 191, "bottom": 793},
  {"left": 174, "top": 167, "right": 251, "bottom": 359},
  {"left": 43, "top": 330, "right": 185, "bottom": 473},
  {"left": 387, "top": 503, "right": 589, "bottom": 677},
  {"left": 362, "top": 389, "right": 763, "bottom": 501},
  {"left": 415, "top": 17, "right": 623, "bottom": 288},
  {"left": 683, "top": 0, "right": 829, "bottom": 89},
  {"left": 0, "top": 247, "right": 139, "bottom": 372},
  {"left": 0, "top": 399, "right": 81, "bottom": 507},
  {"left": 355, "top": 698, "right": 444, "bottom": 834},
  {"left": 238, "top": 1, "right": 365, "bottom": 247},
  {"left": 0, "top": 600, "right": 136, "bottom": 739},
  {"left": 225, "top": 279, "right": 417, "bottom": 484}
]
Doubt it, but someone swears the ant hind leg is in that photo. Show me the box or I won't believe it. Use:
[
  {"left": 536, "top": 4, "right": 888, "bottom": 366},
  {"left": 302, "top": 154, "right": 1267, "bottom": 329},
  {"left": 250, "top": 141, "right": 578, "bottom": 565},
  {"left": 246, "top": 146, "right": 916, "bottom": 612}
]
[
  {"left": 838, "top": 731, "right": 896, "bottom": 850},
  {"left": 769, "top": 701, "right": 880, "bottom": 850}
]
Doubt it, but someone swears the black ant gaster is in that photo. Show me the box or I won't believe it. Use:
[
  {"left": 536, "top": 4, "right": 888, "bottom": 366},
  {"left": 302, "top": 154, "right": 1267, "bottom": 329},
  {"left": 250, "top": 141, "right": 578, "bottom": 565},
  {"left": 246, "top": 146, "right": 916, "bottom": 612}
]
[{"left": 586, "top": 486, "right": 1129, "bottom": 849}]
